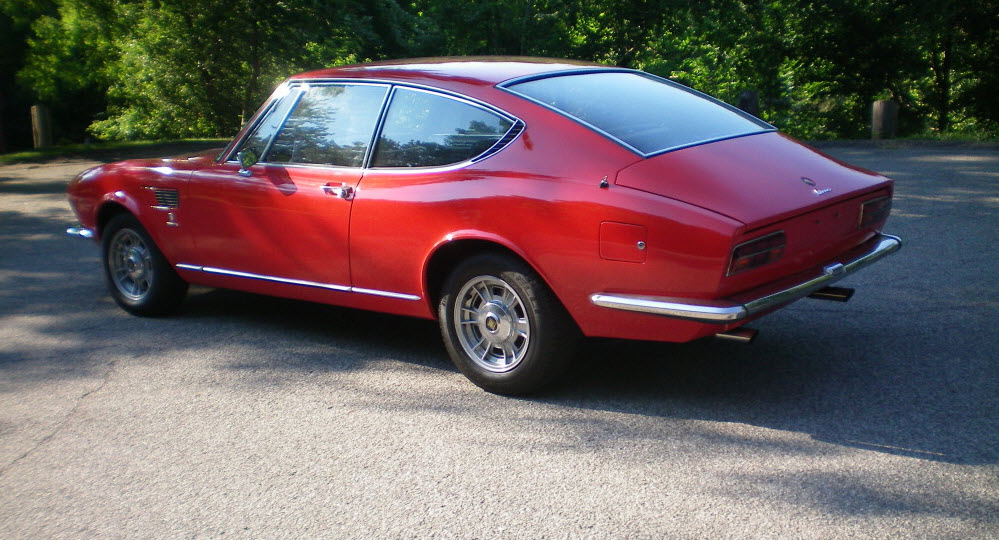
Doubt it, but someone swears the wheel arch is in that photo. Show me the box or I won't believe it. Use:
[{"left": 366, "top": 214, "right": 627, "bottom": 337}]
[
  {"left": 96, "top": 201, "right": 132, "bottom": 239},
  {"left": 423, "top": 237, "right": 566, "bottom": 321}
]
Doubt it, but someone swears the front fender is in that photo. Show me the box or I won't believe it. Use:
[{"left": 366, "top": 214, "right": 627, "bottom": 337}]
[{"left": 67, "top": 160, "right": 193, "bottom": 264}]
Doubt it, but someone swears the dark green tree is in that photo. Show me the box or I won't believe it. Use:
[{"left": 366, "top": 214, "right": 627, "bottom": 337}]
[{"left": 6, "top": 0, "right": 999, "bottom": 144}]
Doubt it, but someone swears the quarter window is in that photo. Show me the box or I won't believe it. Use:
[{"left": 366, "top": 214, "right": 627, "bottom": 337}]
[{"left": 372, "top": 88, "right": 514, "bottom": 168}]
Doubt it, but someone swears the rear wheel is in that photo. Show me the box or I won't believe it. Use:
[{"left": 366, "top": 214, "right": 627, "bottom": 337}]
[
  {"left": 439, "top": 253, "right": 578, "bottom": 394},
  {"left": 102, "top": 214, "right": 187, "bottom": 316}
]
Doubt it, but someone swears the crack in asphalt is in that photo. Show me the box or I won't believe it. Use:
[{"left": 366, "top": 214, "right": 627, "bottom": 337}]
[{"left": 0, "top": 359, "right": 117, "bottom": 477}]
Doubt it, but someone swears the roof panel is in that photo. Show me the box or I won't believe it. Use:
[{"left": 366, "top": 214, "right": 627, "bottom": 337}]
[{"left": 292, "top": 57, "right": 606, "bottom": 87}]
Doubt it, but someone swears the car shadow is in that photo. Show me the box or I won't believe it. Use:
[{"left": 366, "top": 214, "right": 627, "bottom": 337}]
[
  {"left": 178, "top": 287, "right": 452, "bottom": 374},
  {"left": 544, "top": 313, "right": 997, "bottom": 466},
  {"left": 173, "top": 281, "right": 997, "bottom": 466}
]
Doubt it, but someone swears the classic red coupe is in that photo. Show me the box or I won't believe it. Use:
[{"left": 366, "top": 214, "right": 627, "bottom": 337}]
[{"left": 67, "top": 58, "right": 901, "bottom": 394}]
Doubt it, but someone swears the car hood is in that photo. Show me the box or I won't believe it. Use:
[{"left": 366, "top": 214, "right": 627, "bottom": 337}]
[{"left": 614, "top": 132, "right": 891, "bottom": 228}]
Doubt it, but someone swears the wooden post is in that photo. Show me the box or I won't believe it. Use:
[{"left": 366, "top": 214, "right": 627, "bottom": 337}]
[
  {"left": 737, "top": 90, "right": 760, "bottom": 117},
  {"left": 871, "top": 100, "right": 898, "bottom": 140},
  {"left": 31, "top": 104, "right": 52, "bottom": 149},
  {"left": 0, "top": 91, "right": 5, "bottom": 154}
]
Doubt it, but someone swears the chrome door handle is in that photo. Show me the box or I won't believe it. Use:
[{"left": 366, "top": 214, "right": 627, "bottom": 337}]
[{"left": 322, "top": 182, "right": 354, "bottom": 200}]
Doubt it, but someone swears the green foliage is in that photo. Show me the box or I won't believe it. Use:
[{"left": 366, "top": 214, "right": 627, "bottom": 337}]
[
  {"left": 0, "top": 1, "right": 51, "bottom": 149},
  {"left": 90, "top": 0, "right": 383, "bottom": 140},
  {"left": 10, "top": 0, "right": 114, "bottom": 143},
  {"left": 4, "top": 0, "right": 999, "bottom": 144},
  {"left": 0, "top": 138, "right": 225, "bottom": 164}
]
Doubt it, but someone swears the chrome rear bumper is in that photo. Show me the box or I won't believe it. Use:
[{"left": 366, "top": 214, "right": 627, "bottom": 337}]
[{"left": 590, "top": 233, "right": 902, "bottom": 324}]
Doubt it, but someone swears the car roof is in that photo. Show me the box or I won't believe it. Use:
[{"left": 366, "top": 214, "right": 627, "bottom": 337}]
[{"left": 292, "top": 57, "right": 609, "bottom": 87}]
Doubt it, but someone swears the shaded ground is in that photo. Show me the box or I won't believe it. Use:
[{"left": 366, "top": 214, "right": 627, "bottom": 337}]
[{"left": 1, "top": 142, "right": 997, "bottom": 538}]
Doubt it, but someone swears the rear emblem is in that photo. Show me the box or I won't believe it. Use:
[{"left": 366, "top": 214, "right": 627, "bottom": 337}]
[{"left": 800, "top": 177, "right": 831, "bottom": 195}]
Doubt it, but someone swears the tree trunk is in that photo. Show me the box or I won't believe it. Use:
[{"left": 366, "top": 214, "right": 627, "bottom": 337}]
[
  {"left": 738, "top": 90, "right": 760, "bottom": 117},
  {"left": 929, "top": 31, "right": 953, "bottom": 133},
  {"left": 0, "top": 90, "right": 6, "bottom": 154},
  {"left": 31, "top": 104, "right": 52, "bottom": 149},
  {"left": 872, "top": 100, "right": 899, "bottom": 139}
]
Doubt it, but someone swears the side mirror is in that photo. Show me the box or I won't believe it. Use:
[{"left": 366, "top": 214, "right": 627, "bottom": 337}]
[{"left": 237, "top": 149, "right": 259, "bottom": 176}]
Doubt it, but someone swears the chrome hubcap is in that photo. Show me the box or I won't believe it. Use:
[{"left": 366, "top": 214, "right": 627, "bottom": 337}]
[
  {"left": 454, "top": 276, "right": 530, "bottom": 373},
  {"left": 109, "top": 229, "right": 153, "bottom": 301}
]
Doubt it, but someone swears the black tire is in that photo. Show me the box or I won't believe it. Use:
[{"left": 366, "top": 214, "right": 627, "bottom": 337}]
[
  {"left": 438, "top": 253, "right": 578, "bottom": 395},
  {"left": 101, "top": 213, "right": 188, "bottom": 316}
]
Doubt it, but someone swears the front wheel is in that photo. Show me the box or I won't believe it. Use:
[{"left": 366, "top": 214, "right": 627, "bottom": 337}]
[
  {"left": 102, "top": 213, "right": 188, "bottom": 316},
  {"left": 438, "top": 254, "right": 578, "bottom": 395}
]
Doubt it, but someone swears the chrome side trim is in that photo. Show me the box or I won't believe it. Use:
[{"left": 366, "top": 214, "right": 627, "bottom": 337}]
[
  {"left": 351, "top": 287, "right": 422, "bottom": 301},
  {"left": 590, "top": 233, "right": 902, "bottom": 324},
  {"left": 176, "top": 264, "right": 421, "bottom": 301},
  {"left": 66, "top": 227, "right": 95, "bottom": 239},
  {"left": 176, "top": 264, "right": 350, "bottom": 292}
]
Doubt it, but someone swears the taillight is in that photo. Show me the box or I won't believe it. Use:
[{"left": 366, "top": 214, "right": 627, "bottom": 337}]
[
  {"left": 727, "top": 232, "right": 786, "bottom": 276},
  {"left": 859, "top": 196, "right": 892, "bottom": 229}
]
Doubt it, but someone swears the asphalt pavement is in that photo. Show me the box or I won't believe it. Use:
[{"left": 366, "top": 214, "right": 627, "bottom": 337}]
[{"left": 1, "top": 143, "right": 997, "bottom": 538}]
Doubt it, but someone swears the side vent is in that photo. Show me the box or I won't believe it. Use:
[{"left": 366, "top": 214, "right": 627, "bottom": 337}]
[{"left": 148, "top": 188, "right": 180, "bottom": 209}]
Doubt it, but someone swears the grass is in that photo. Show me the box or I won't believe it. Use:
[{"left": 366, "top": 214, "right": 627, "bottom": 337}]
[
  {"left": 0, "top": 139, "right": 228, "bottom": 165},
  {"left": 896, "top": 132, "right": 999, "bottom": 143}
]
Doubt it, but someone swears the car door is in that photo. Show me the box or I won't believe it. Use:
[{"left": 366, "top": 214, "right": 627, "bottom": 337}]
[
  {"left": 183, "top": 82, "right": 389, "bottom": 289},
  {"left": 348, "top": 86, "right": 521, "bottom": 299}
]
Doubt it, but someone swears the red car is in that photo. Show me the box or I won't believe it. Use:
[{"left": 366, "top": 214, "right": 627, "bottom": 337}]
[{"left": 67, "top": 58, "right": 901, "bottom": 394}]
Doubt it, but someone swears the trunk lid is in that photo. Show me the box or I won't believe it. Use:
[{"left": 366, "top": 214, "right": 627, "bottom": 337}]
[{"left": 614, "top": 132, "right": 891, "bottom": 229}]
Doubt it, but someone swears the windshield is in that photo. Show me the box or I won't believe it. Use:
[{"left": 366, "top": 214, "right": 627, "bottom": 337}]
[{"left": 504, "top": 71, "right": 773, "bottom": 156}]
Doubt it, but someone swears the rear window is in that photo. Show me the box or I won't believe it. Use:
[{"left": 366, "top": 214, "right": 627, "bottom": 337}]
[{"left": 505, "top": 71, "right": 773, "bottom": 156}]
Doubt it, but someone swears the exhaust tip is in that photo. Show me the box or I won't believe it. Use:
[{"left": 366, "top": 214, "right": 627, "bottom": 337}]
[
  {"left": 808, "top": 286, "right": 855, "bottom": 302},
  {"left": 715, "top": 327, "right": 758, "bottom": 344}
]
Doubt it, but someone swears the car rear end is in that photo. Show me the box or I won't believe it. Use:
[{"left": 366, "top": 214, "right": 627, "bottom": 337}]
[
  {"left": 592, "top": 133, "right": 900, "bottom": 338},
  {"left": 615, "top": 130, "right": 897, "bottom": 296},
  {"left": 504, "top": 68, "right": 900, "bottom": 342}
]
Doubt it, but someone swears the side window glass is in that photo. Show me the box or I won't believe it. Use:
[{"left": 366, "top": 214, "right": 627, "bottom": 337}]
[
  {"left": 268, "top": 84, "right": 388, "bottom": 167},
  {"left": 373, "top": 88, "right": 514, "bottom": 168}
]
